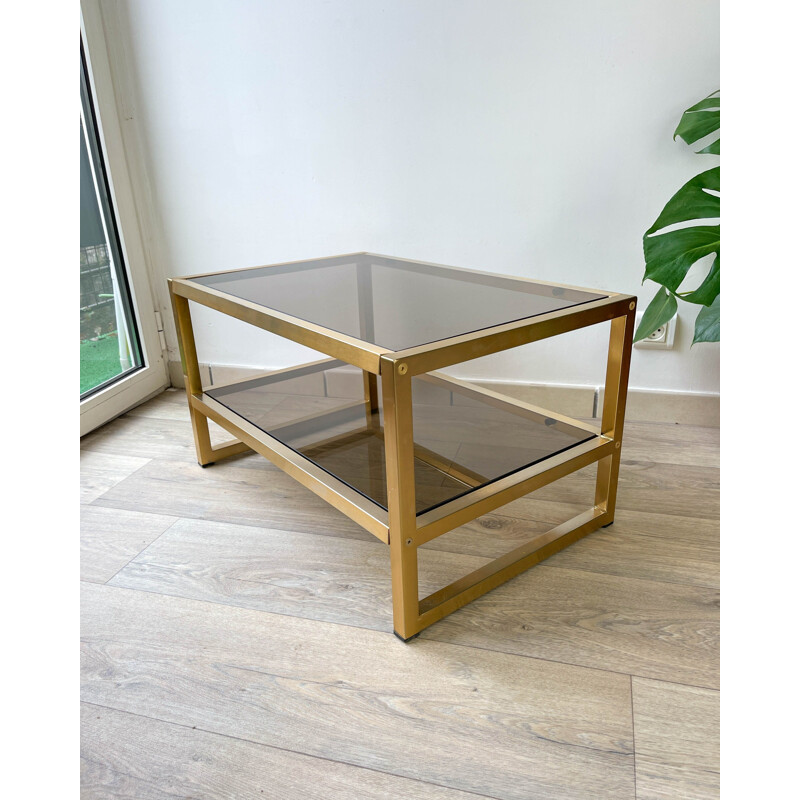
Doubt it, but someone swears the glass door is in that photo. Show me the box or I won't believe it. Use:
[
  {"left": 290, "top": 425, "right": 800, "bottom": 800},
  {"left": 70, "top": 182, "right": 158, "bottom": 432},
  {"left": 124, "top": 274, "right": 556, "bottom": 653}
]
[
  {"left": 80, "top": 53, "right": 142, "bottom": 397},
  {"left": 79, "top": 13, "right": 168, "bottom": 435}
]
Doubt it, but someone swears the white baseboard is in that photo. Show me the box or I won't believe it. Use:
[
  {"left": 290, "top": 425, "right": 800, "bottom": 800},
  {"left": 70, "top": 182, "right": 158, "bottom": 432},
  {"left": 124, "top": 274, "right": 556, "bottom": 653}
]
[
  {"left": 599, "top": 386, "right": 719, "bottom": 427},
  {"left": 168, "top": 360, "right": 719, "bottom": 427},
  {"left": 473, "top": 380, "right": 596, "bottom": 419}
]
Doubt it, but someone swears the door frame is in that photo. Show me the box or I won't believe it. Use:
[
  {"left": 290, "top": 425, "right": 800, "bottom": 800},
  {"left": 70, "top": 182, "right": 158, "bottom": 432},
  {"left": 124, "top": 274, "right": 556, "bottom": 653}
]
[{"left": 80, "top": 0, "right": 169, "bottom": 435}]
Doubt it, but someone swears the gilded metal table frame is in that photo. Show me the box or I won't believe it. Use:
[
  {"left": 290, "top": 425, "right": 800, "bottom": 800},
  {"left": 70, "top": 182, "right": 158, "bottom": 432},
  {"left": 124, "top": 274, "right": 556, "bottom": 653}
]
[{"left": 168, "top": 253, "right": 636, "bottom": 641}]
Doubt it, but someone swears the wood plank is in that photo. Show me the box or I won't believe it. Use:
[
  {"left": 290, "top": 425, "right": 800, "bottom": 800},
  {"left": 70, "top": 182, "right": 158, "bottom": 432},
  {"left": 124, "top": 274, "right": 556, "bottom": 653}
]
[
  {"left": 109, "top": 517, "right": 488, "bottom": 630},
  {"left": 420, "top": 504, "right": 718, "bottom": 591},
  {"left": 421, "top": 452, "right": 718, "bottom": 561},
  {"left": 619, "top": 421, "right": 719, "bottom": 469},
  {"left": 87, "top": 445, "right": 587, "bottom": 556},
  {"left": 81, "top": 583, "right": 635, "bottom": 800},
  {"left": 81, "top": 506, "right": 177, "bottom": 584},
  {"left": 90, "top": 458, "right": 376, "bottom": 543},
  {"left": 418, "top": 459, "right": 717, "bottom": 587},
  {"left": 90, "top": 448, "right": 462, "bottom": 540},
  {"left": 632, "top": 678, "right": 719, "bottom": 799},
  {"left": 421, "top": 499, "right": 587, "bottom": 558},
  {"left": 124, "top": 387, "right": 192, "bottom": 421},
  {"left": 81, "top": 704, "right": 480, "bottom": 800},
  {"left": 109, "top": 506, "right": 718, "bottom": 641},
  {"left": 419, "top": 566, "right": 719, "bottom": 689},
  {"left": 531, "top": 460, "right": 719, "bottom": 520},
  {"left": 80, "top": 414, "right": 236, "bottom": 464},
  {"left": 539, "top": 508, "right": 719, "bottom": 589},
  {"left": 80, "top": 451, "right": 151, "bottom": 504}
]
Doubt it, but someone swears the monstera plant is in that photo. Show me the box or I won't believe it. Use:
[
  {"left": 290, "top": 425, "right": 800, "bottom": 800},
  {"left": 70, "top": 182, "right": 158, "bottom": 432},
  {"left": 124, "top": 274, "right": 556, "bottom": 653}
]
[{"left": 635, "top": 91, "right": 720, "bottom": 344}]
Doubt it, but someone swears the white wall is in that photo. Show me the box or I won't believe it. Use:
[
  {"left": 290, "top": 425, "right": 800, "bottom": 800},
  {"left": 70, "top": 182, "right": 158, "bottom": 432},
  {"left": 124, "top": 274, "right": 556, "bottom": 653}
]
[{"left": 111, "top": 0, "right": 720, "bottom": 394}]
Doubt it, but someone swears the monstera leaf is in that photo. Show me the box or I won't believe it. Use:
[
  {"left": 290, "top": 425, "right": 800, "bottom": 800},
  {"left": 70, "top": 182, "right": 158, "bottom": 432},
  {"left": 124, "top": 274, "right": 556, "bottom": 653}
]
[
  {"left": 692, "top": 294, "right": 720, "bottom": 344},
  {"left": 635, "top": 92, "right": 720, "bottom": 344},
  {"left": 674, "top": 93, "right": 721, "bottom": 154}
]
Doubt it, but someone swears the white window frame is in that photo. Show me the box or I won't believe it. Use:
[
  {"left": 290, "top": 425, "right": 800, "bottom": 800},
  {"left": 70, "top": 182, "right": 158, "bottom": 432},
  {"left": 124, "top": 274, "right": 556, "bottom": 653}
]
[{"left": 80, "top": 0, "right": 169, "bottom": 435}]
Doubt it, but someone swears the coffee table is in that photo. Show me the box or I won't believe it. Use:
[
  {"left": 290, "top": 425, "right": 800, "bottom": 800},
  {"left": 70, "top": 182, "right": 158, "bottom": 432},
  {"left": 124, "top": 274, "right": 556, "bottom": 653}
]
[{"left": 168, "top": 253, "right": 635, "bottom": 640}]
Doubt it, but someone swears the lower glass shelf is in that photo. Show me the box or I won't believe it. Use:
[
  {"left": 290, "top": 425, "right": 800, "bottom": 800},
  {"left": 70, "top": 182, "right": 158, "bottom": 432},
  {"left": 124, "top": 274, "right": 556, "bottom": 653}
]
[{"left": 205, "top": 360, "right": 598, "bottom": 516}]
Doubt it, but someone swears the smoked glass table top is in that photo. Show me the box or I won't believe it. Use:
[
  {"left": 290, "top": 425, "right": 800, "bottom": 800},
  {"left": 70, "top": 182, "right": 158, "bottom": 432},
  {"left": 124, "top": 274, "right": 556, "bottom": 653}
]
[
  {"left": 206, "top": 360, "right": 596, "bottom": 516},
  {"left": 192, "top": 254, "right": 608, "bottom": 351}
]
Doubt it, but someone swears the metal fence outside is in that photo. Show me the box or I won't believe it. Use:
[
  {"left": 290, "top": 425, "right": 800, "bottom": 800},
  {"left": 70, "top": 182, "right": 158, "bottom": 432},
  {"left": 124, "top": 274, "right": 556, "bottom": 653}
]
[{"left": 80, "top": 243, "right": 116, "bottom": 340}]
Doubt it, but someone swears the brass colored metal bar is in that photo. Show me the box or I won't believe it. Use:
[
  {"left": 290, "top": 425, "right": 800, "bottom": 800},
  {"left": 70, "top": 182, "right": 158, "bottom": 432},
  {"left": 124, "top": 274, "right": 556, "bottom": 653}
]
[
  {"left": 356, "top": 260, "right": 376, "bottom": 343},
  {"left": 595, "top": 308, "right": 635, "bottom": 516},
  {"left": 205, "top": 357, "right": 338, "bottom": 393},
  {"left": 415, "top": 436, "right": 614, "bottom": 544},
  {"left": 363, "top": 373, "right": 380, "bottom": 428},
  {"left": 595, "top": 454, "right": 616, "bottom": 516},
  {"left": 169, "top": 284, "right": 202, "bottom": 391},
  {"left": 389, "top": 295, "right": 635, "bottom": 375},
  {"left": 598, "top": 312, "right": 634, "bottom": 438},
  {"left": 209, "top": 439, "right": 252, "bottom": 460},
  {"left": 381, "top": 355, "right": 421, "bottom": 640},
  {"left": 420, "top": 371, "right": 600, "bottom": 437},
  {"left": 192, "top": 393, "right": 389, "bottom": 542},
  {"left": 416, "top": 507, "right": 610, "bottom": 627},
  {"left": 171, "top": 278, "right": 388, "bottom": 373},
  {"left": 186, "top": 389, "right": 214, "bottom": 464},
  {"left": 365, "top": 253, "right": 616, "bottom": 300},
  {"left": 181, "top": 252, "right": 367, "bottom": 281},
  {"left": 365, "top": 427, "right": 387, "bottom": 506},
  {"left": 357, "top": 260, "right": 381, "bottom": 427},
  {"left": 169, "top": 283, "right": 215, "bottom": 465}
]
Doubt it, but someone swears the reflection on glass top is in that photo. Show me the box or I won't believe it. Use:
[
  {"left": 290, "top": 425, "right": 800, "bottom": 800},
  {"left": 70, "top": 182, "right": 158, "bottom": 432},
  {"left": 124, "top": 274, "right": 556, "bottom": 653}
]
[
  {"left": 205, "top": 360, "right": 596, "bottom": 516},
  {"left": 192, "top": 254, "right": 607, "bottom": 351}
]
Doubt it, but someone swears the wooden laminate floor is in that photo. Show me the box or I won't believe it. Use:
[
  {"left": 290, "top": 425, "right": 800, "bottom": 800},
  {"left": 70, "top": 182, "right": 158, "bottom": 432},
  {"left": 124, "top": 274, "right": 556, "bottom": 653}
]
[{"left": 81, "top": 388, "right": 719, "bottom": 800}]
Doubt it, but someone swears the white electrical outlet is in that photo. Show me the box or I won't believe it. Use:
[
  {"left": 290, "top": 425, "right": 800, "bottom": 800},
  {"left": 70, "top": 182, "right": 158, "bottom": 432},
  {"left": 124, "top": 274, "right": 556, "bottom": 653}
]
[{"left": 635, "top": 311, "right": 677, "bottom": 350}]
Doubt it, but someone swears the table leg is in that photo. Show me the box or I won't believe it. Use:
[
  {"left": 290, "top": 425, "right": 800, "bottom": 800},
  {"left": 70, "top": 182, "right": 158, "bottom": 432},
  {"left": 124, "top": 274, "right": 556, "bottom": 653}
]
[
  {"left": 595, "top": 308, "right": 635, "bottom": 519},
  {"left": 169, "top": 284, "right": 251, "bottom": 466},
  {"left": 381, "top": 356, "right": 420, "bottom": 641},
  {"left": 170, "top": 288, "right": 216, "bottom": 465},
  {"left": 363, "top": 372, "right": 380, "bottom": 427},
  {"left": 357, "top": 260, "right": 380, "bottom": 429}
]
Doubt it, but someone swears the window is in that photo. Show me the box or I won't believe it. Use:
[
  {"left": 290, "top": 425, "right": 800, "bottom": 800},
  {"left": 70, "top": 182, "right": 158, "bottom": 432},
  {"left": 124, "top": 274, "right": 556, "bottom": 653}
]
[{"left": 80, "top": 44, "right": 143, "bottom": 398}]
